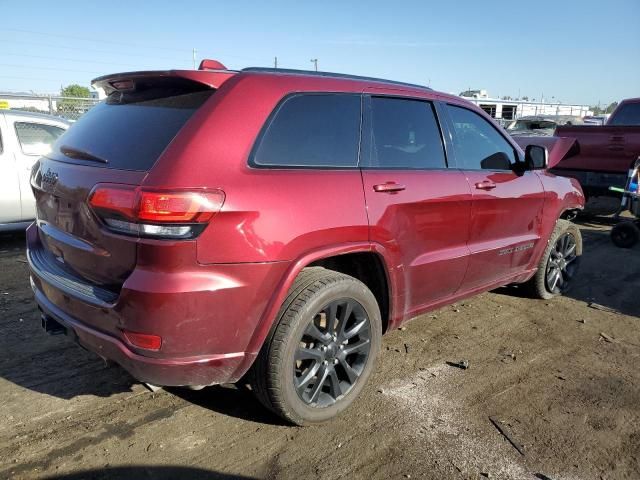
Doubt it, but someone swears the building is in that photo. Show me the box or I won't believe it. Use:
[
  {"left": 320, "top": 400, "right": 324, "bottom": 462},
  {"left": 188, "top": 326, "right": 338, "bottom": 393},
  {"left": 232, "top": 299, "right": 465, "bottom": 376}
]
[{"left": 459, "top": 90, "right": 592, "bottom": 121}]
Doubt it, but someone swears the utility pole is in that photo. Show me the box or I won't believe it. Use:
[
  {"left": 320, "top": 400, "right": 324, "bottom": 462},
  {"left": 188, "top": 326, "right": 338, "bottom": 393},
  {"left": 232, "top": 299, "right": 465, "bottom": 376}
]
[
  {"left": 274, "top": 56, "right": 278, "bottom": 68},
  {"left": 310, "top": 58, "right": 318, "bottom": 72},
  {"left": 192, "top": 48, "right": 197, "bottom": 69}
]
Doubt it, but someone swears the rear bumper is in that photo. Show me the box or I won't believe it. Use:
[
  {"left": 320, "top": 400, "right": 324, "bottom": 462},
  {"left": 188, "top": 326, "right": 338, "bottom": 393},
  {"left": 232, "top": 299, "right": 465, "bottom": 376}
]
[
  {"left": 26, "top": 223, "right": 289, "bottom": 387},
  {"left": 33, "top": 283, "right": 251, "bottom": 386}
]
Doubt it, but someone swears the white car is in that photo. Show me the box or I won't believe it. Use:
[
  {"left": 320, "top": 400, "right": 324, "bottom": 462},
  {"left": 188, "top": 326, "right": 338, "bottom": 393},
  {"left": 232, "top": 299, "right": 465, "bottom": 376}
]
[{"left": 0, "top": 110, "right": 69, "bottom": 231}]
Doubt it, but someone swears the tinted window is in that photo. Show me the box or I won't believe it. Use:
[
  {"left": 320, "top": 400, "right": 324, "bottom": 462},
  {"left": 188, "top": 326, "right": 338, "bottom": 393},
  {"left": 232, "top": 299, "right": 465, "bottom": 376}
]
[
  {"left": 448, "top": 105, "right": 516, "bottom": 170},
  {"left": 608, "top": 103, "right": 640, "bottom": 126},
  {"left": 15, "top": 122, "right": 65, "bottom": 156},
  {"left": 366, "top": 97, "right": 446, "bottom": 169},
  {"left": 253, "top": 94, "right": 360, "bottom": 168},
  {"left": 48, "top": 89, "right": 213, "bottom": 170}
]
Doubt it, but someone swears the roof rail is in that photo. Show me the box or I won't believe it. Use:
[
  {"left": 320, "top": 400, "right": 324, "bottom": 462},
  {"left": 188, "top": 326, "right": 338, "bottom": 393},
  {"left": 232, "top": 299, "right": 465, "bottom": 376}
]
[{"left": 241, "top": 67, "right": 432, "bottom": 91}]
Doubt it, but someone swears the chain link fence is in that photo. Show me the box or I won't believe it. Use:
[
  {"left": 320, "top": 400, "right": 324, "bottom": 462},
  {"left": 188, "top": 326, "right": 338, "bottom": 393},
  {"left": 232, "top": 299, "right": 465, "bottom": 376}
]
[{"left": 0, "top": 93, "right": 100, "bottom": 121}]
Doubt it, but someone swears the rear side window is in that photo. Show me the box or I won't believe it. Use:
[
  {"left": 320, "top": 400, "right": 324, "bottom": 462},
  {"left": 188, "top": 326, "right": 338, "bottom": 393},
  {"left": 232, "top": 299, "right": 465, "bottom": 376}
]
[
  {"left": 608, "top": 103, "right": 640, "bottom": 126},
  {"left": 252, "top": 94, "right": 361, "bottom": 168},
  {"left": 48, "top": 88, "right": 213, "bottom": 171},
  {"left": 15, "top": 122, "right": 65, "bottom": 156},
  {"left": 364, "top": 97, "right": 446, "bottom": 169},
  {"left": 447, "top": 105, "right": 516, "bottom": 170}
]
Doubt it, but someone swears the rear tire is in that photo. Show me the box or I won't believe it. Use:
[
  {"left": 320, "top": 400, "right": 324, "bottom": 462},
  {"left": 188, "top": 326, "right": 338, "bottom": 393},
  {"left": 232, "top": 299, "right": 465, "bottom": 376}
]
[
  {"left": 248, "top": 267, "right": 382, "bottom": 425},
  {"left": 611, "top": 222, "right": 639, "bottom": 249},
  {"left": 525, "top": 219, "right": 582, "bottom": 300}
]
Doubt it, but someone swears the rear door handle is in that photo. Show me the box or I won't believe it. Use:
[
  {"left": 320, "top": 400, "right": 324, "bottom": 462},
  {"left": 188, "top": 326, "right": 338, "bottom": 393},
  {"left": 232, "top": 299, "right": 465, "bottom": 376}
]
[
  {"left": 373, "top": 183, "right": 406, "bottom": 193},
  {"left": 475, "top": 180, "right": 497, "bottom": 190}
]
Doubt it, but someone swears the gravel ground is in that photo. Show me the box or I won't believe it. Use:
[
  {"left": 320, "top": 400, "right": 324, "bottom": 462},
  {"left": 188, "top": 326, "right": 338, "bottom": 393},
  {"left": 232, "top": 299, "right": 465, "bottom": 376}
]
[{"left": 0, "top": 217, "right": 638, "bottom": 480}]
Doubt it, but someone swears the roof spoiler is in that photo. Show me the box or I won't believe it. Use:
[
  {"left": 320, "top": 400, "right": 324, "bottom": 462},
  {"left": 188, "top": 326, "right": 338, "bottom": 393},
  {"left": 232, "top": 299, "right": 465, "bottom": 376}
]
[{"left": 92, "top": 59, "right": 237, "bottom": 95}]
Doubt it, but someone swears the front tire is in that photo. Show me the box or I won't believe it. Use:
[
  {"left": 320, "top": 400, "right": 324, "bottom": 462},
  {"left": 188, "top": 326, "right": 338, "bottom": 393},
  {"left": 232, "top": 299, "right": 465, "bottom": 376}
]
[
  {"left": 526, "top": 219, "right": 582, "bottom": 299},
  {"left": 249, "top": 267, "right": 382, "bottom": 425}
]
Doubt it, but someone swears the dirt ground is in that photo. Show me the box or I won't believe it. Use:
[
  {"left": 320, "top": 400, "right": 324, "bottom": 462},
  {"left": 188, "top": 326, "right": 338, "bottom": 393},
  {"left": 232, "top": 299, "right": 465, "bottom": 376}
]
[{"left": 1, "top": 215, "right": 639, "bottom": 480}]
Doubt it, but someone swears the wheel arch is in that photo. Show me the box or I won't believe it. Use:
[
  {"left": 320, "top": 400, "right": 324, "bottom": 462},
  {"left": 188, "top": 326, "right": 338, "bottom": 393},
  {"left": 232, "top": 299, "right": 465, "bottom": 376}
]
[
  {"left": 242, "top": 242, "right": 396, "bottom": 362},
  {"left": 308, "top": 251, "right": 391, "bottom": 333}
]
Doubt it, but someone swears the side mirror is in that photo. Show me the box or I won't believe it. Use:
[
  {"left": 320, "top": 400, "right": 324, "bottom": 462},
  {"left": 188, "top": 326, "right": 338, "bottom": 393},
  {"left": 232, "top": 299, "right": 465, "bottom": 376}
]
[{"left": 524, "top": 144, "right": 548, "bottom": 170}]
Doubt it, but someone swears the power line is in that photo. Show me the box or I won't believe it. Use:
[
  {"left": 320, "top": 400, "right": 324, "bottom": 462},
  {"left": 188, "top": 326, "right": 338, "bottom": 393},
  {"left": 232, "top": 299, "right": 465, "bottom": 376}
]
[
  {"left": 1, "top": 51, "right": 170, "bottom": 69},
  {"left": 0, "top": 63, "right": 104, "bottom": 75},
  {"left": 0, "top": 39, "right": 189, "bottom": 63},
  {"left": 5, "top": 28, "right": 188, "bottom": 53},
  {"left": 0, "top": 75, "right": 66, "bottom": 82},
  {"left": 3, "top": 30, "right": 269, "bottom": 64}
]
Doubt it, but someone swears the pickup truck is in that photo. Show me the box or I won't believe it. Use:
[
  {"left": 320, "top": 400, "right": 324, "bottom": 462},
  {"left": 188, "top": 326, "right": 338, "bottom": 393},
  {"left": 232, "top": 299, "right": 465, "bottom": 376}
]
[{"left": 552, "top": 98, "right": 640, "bottom": 198}]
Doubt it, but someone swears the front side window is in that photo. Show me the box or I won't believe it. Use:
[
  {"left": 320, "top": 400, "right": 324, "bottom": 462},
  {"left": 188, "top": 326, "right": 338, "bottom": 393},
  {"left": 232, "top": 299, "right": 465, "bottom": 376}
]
[
  {"left": 252, "top": 94, "right": 361, "bottom": 168},
  {"left": 15, "top": 122, "right": 65, "bottom": 156},
  {"left": 365, "top": 97, "right": 446, "bottom": 169},
  {"left": 447, "top": 105, "right": 516, "bottom": 170}
]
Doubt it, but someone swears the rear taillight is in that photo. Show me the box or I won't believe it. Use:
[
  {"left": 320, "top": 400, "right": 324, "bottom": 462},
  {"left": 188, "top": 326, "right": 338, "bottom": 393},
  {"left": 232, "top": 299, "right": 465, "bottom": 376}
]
[{"left": 89, "top": 184, "right": 225, "bottom": 239}]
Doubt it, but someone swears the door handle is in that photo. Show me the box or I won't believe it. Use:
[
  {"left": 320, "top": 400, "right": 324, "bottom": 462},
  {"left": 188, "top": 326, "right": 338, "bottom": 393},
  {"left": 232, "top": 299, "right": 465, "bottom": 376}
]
[
  {"left": 373, "top": 182, "right": 406, "bottom": 193},
  {"left": 475, "top": 180, "right": 497, "bottom": 190}
]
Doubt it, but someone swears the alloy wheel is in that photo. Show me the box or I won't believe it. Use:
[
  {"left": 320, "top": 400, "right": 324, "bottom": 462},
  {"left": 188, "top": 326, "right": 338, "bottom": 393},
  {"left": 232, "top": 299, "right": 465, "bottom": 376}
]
[
  {"left": 293, "top": 298, "right": 371, "bottom": 408},
  {"left": 545, "top": 232, "right": 579, "bottom": 294}
]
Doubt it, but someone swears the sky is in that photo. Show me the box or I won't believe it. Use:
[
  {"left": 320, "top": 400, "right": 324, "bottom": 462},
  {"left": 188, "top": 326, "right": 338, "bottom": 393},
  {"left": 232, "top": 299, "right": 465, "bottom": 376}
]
[{"left": 0, "top": 0, "right": 638, "bottom": 106}]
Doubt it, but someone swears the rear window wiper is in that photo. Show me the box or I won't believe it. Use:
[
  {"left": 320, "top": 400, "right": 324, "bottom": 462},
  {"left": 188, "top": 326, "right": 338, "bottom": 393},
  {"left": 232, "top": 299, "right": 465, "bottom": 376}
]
[{"left": 60, "top": 145, "right": 108, "bottom": 164}]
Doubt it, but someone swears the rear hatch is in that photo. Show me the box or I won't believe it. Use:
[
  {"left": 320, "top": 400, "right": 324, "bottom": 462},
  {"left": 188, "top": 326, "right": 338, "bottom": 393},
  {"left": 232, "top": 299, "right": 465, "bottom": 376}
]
[{"left": 30, "top": 73, "right": 220, "bottom": 295}]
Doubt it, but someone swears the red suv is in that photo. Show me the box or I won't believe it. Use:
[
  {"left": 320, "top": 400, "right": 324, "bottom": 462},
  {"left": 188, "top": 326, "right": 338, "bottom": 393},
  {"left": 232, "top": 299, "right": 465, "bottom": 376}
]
[{"left": 27, "top": 60, "right": 585, "bottom": 425}]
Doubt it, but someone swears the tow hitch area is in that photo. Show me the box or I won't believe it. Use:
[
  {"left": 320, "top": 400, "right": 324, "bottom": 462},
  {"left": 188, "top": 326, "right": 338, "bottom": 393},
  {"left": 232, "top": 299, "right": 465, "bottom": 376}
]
[{"left": 41, "top": 314, "right": 66, "bottom": 336}]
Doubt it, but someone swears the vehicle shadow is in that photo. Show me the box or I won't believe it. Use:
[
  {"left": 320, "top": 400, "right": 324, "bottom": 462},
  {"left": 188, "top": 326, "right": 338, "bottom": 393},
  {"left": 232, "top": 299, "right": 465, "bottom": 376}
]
[
  {"left": 0, "top": 231, "right": 283, "bottom": 425},
  {"left": 167, "top": 384, "right": 288, "bottom": 426},
  {"left": 0, "top": 231, "right": 139, "bottom": 400},
  {"left": 1, "top": 297, "right": 281, "bottom": 424},
  {"left": 42, "top": 466, "right": 256, "bottom": 479},
  {"left": 0, "top": 329, "right": 140, "bottom": 400},
  {"left": 495, "top": 224, "right": 640, "bottom": 318}
]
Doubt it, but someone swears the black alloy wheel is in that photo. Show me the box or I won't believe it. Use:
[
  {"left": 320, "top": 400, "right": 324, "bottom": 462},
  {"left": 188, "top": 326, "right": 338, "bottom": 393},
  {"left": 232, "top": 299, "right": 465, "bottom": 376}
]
[{"left": 294, "top": 298, "right": 371, "bottom": 407}]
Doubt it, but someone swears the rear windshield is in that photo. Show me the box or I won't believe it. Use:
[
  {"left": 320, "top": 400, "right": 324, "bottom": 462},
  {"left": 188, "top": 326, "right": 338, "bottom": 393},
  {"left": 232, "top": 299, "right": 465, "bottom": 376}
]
[
  {"left": 608, "top": 103, "right": 640, "bottom": 126},
  {"left": 47, "top": 88, "right": 213, "bottom": 170},
  {"left": 508, "top": 120, "right": 557, "bottom": 131}
]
